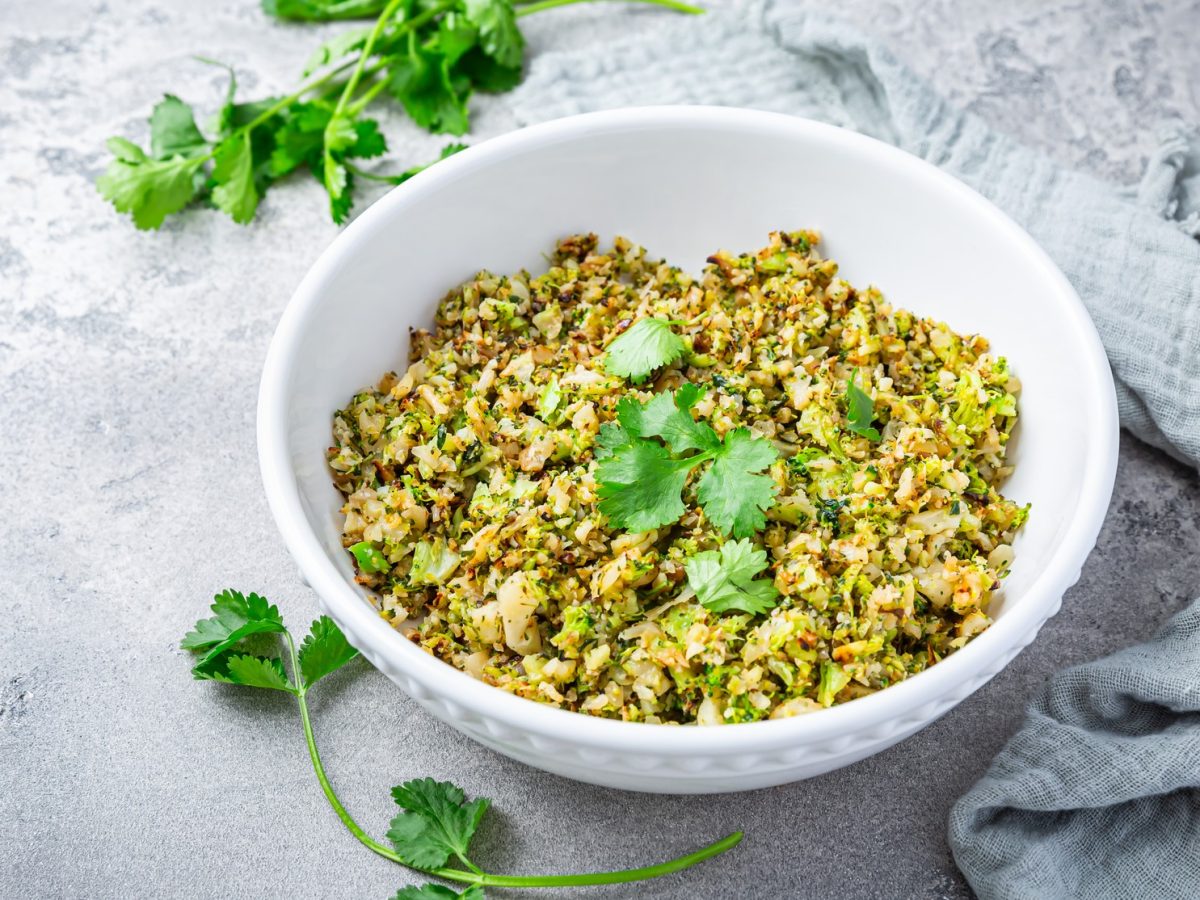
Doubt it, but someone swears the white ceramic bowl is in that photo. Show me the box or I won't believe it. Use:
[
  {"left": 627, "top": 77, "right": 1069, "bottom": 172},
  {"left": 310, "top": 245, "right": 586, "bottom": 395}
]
[{"left": 258, "top": 107, "right": 1118, "bottom": 793}]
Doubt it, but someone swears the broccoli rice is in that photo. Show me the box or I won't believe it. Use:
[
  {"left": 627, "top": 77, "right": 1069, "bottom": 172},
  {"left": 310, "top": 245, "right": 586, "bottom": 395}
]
[{"left": 328, "top": 231, "right": 1028, "bottom": 725}]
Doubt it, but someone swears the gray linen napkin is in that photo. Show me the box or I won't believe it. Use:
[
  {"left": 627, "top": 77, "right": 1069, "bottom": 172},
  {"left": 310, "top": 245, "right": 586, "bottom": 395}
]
[
  {"left": 507, "top": 3, "right": 1200, "bottom": 896},
  {"left": 509, "top": 0, "right": 1200, "bottom": 469},
  {"left": 949, "top": 600, "right": 1200, "bottom": 899}
]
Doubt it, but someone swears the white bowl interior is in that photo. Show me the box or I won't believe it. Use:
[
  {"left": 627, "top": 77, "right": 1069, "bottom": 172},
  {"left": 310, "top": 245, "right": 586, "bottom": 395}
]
[{"left": 282, "top": 112, "right": 1095, "bottom": 626}]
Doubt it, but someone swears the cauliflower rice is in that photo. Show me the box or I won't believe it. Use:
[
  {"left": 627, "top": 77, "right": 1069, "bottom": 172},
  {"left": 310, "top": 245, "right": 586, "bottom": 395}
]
[{"left": 328, "top": 232, "right": 1028, "bottom": 724}]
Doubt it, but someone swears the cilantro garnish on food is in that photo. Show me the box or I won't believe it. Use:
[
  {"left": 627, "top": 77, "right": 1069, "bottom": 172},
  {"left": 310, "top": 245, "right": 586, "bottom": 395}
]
[
  {"left": 602, "top": 317, "right": 687, "bottom": 383},
  {"left": 845, "top": 368, "right": 882, "bottom": 442},
  {"left": 595, "top": 383, "right": 779, "bottom": 537},
  {"left": 183, "top": 590, "right": 741, "bottom": 896},
  {"left": 685, "top": 538, "right": 780, "bottom": 615},
  {"left": 330, "top": 232, "right": 1029, "bottom": 723},
  {"left": 97, "top": 0, "right": 703, "bottom": 229}
]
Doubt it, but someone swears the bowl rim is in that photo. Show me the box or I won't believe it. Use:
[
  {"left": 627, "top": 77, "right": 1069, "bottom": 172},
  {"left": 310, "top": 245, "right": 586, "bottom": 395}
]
[{"left": 258, "top": 105, "right": 1119, "bottom": 755}]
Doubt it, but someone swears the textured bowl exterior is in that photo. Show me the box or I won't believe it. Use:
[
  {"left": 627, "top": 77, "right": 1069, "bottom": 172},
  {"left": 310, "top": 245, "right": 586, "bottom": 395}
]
[{"left": 260, "top": 107, "right": 1118, "bottom": 794}]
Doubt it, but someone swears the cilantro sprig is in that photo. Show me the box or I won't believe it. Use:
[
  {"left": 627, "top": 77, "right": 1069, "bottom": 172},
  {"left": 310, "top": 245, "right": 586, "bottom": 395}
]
[
  {"left": 185, "top": 590, "right": 741, "bottom": 896},
  {"left": 596, "top": 384, "right": 779, "bottom": 537},
  {"left": 845, "top": 368, "right": 882, "bottom": 442},
  {"left": 98, "top": 0, "right": 703, "bottom": 229},
  {"left": 685, "top": 538, "right": 780, "bottom": 616}
]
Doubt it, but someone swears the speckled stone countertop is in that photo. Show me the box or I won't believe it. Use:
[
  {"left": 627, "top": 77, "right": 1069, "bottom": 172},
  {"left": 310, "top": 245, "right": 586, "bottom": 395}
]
[{"left": 2, "top": 1, "right": 1198, "bottom": 898}]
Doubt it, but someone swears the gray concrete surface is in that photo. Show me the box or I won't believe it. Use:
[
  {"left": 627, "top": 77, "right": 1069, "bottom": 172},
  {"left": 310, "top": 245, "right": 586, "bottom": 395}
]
[{"left": 2, "top": 1, "right": 1198, "bottom": 898}]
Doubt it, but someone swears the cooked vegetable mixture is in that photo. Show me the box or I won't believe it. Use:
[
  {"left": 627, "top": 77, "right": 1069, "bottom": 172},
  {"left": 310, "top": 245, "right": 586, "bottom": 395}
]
[{"left": 329, "top": 232, "right": 1028, "bottom": 724}]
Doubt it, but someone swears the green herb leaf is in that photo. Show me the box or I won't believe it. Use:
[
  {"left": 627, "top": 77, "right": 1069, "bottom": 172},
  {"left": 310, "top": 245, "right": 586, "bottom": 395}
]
[
  {"left": 387, "top": 778, "right": 491, "bottom": 870},
  {"left": 298, "top": 616, "right": 360, "bottom": 687},
  {"left": 685, "top": 538, "right": 780, "bottom": 616},
  {"left": 263, "top": 0, "right": 387, "bottom": 21},
  {"left": 149, "top": 95, "right": 209, "bottom": 159},
  {"left": 696, "top": 428, "right": 778, "bottom": 538},
  {"left": 211, "top": 134, "right": 260, "bottom": 224},
  {"left": 596, "top": 440, "right": 695, "bottom": 534},
  {"left": 453, "top": 46, "right": 522, "bottom": 93},
  {"left": 324, "top": 153, "right": 353, "bottom": 224},
  {"left": 594, "top": 421, "right": 630, "bottom": 460},
  {"left": 350, "top": 118, "right": 388, "bottom": 158},
  {"left": 603, "top": 318, "right": 686, "bottom": 384},
  {"left": 462, "top": 0, "right": 524, "bottom": 68},
  {"left": 303, "top": 25, "right": 373, "bottom": 76},
  {"left": 269, "top": 102, "right": 333, "bottom": 176},
  {"left": 387, "top": 36, "right": 471, "bottom": 136},
  {"left": 394, "top": 885, "right": 485, "bottom": 900},
  {"left": 96, "top": 149, "right": 205, "bottom": 230},
  {"left": 106, "top": 136, "right": 147, "bottom": 164},
  {"left": 432, "top": 12, "right": 480, "bottom": 66},
  {"left": 182, "top": 589, "right": 286, "bottom": 656},
  {"left": 203, "top": 653, "right": 298, "bottom": 693},
  {"left": 620, "top": 383, "right": 719, "bottom": 454},
  {"left": 596, "top": 387, "right": 778, "bottom": 536},
  {"left": 846, "top": 368, "right": 881, "bottom": 442}
]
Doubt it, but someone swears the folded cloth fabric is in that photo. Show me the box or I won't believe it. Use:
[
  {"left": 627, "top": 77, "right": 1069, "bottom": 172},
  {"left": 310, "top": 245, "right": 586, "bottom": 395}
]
[
  {"left": 508, "top": 0, "right": 1200, "bottom": 468},
  {"left": 948, "top": 600, "right": 1200, "bottom": 900}
]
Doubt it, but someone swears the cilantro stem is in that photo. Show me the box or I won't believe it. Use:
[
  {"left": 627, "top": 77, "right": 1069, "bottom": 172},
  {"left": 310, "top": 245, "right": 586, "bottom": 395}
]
[
  {"left": 287, "top": 633, "right": 384, "bottom": 851},
  {"left": 282, "top": 631, "right": 742, "bottom": 889},
  {"left": 332, "top": 0, "right": 454, "bottom": 119},
  {"left": 453, "top": 832, "right": 745, "bottom": 888},
  {"left": 516, "top": 0, "right": 706, "bottom": 16},
  {"left": 345, "top": 161, "right": 411, "bottom": 183},
  {"left": 347, "top": 76, "right": 390, "bottom": 116}
]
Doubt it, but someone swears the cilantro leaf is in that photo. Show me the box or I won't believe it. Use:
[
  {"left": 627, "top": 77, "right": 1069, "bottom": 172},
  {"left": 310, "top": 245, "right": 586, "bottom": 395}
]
[
  {"left": 596, "top": 440, "right": 695, "bottom": 534},
  {"left": 149, "top": 95, "right": 209, "bottom": 159},
  {"left": 387, "top": 35, "right": 471, "bottom": 136},
  {"left": 106, "top": 136, "right": 147, "bottom": 164},
  {"left": 323, "top": 152, "right": 353, "bottom": 224},
  {"left": 350, "top": 119, "right": 388, "bottom": 158},
  {"left": 303, "top": 25, "right": 372, "bottom": 76},
  {"left": 263, "top": 0, "right": 387, "bottom": 21},
  {"left": 182, "top": 589, "right": 286, "bottom": 654},
  {"left": 685, "top": 539, "right": 780, "bottom": 616},
  {"left": 696, "top": 428, "right": 778, "bottom": 538},
  {"left": 387, "top": 778, "right": 491, "bottom": 870},
  {"left": 594, "top": 421, "right": 630, "bottom": 460},
  {"left": 603, "top": 318, "right": 686, "bottom": 384},
  {"left": 298, "top": 616, "right": 360, "bottom": 686},
  {"left": 462, "top": 0, "right": 524, "bottom": 69},
  {"left": 596, "top": 387, "right": 778, "bottom": 536},
  {"left": 394, "top": 886, "right": 485, "bottom": 900},
  {"left": 211, "top": 134, "right": 260, "bottom": 224},
  {"left": 453, "top": 46, "right": 522, "bottom": 93},
  {"left": 201, "top": 653, "right": 298, "bottom": 693},
  {"left": 846, "top": 368, "right": 882, "bottom": 442},
  {"left": 620, "top": 384, "right": 719, "bottom": 454},
  {"left": 269, "top": 102, "right": 332, "bottom": 176},
  {"left": 433, "top": 12, "right": 480, "bottom": 67},
  {"left": 96, "top": 146, "right": 204, "bottom": 230}
]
